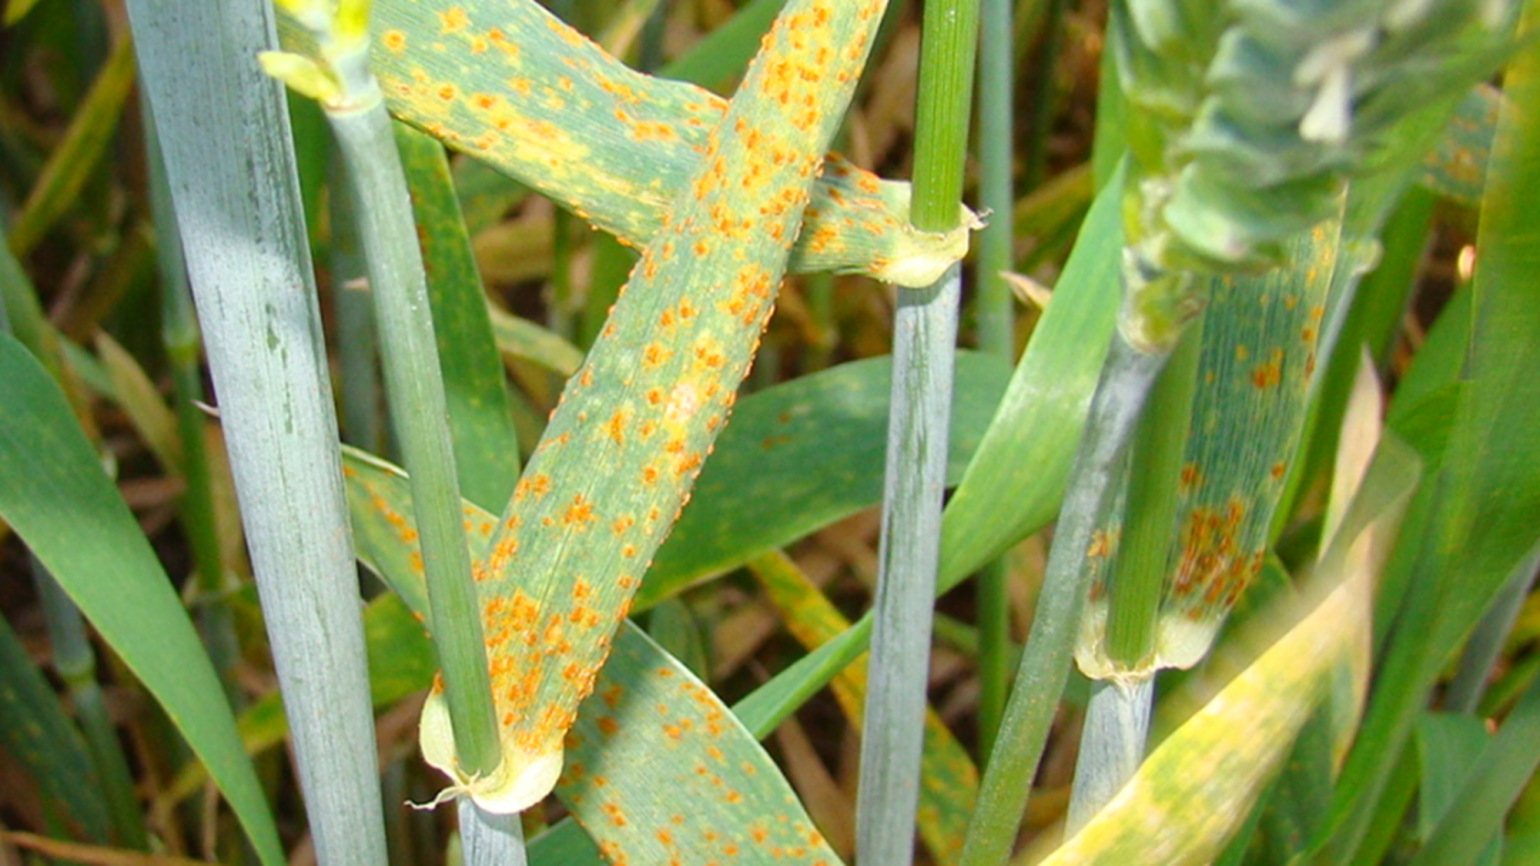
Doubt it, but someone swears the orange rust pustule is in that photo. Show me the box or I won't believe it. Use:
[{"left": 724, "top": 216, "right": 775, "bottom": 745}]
[{"left": 558, "top": 629, "right": 847, "bottom": 863}]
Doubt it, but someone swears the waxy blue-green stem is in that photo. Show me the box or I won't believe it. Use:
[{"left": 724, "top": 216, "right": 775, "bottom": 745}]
[
  {"left": 856, "top": 0, "right": 980, "bottom": 862},
  {"left": 265, "top": 0, "right": 502, "bottom": 782},
  {"left": 123, "top": 0, "right": 389, "bottom": 858}
]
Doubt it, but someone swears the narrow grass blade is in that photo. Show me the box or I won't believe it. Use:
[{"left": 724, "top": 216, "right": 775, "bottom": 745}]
[
  {"left": 0, "top": 832, "right": 221, "bottom": 866},
  {"left": 526, "top": 820, "right": 606, "bottom": 865},
  {"left": 961, "top": 327, "right": 1168, "bottom": 866},
  {"left": 1409, "top": 666, "right": 1540, "bottom": 866},
  {"left": 329, "top": 149, "right": 386, "bottom": 453},
  {"left": 730, "top": 614, "right": 874, "bottom": 737},
  {"left": 1072, "top": 316, "right": 1207, "bottom": 827},
  {"left": 1412, "top": 713, "right": 1503, "bottom": 864},
  {"left": 592, "top": 0, "right": 663, "bottom": 60},
  {"left": 0, "top": 336, "right": 282, "bottom": 865},
  {"left": 726, "top": 168, "right": 1126, "bottom": 748},
  {"left": 276, "top": 0, "right": 969, "bottom": 287},
  {"left": 1288, "top": 184, "right": 1436, "bottom": 524},
  {"left": 657, "top": 0, "right": 785, "bottom": 90},
  {"left": 158, "top": 592, "right": 436, "bottom": 806},
  {"left": 345, "top": 355, "right": 1009, "bottom": 617},
  {"left": 1314, "top": 6, "right": 1540, "bottom": 856},
  {"left": 1446, "top": 561, "right": 1538, "bottom": 713},
  {"left": 336, "top": 345, "right": 1009, "bottom": 808},
  {"left": 451, "top": 152, "right": 532, "bottom": 234},
  {"left": 395, "top": 123, "right": 523, "bottom": 507},
  {"left": 485, "top": 303, "right": 586, "bottom": 377},
  {"left": 29, "top": 561, "right": 148, "bottom": 849},
  {"left": 1093, "top": 314, "right": 1204, "bottom": 675},
  {"left": 1418, "top": 85, "right": 1499, "bottom": 205},
  {"left": 1415, "top": 0, "right": 1540, "bottom": 700},
  {"left": 641, "top": 597, "right": 709, "bottom": 679},
  {"left": 317, "top": 54, "right": 503, "bottom": 781},
  {"left": 2, "top": 191, "right": 92, "bottom": 422},
  {"left": 6, "top": 35, "right": 133, "bottom": 257},
  {"left": 646, "top": 352, "right": 1008, "bottom": 606},
  {"left": 936, "top": 164, "right": 1123, "bottom": 590},
  {"left": 972, "top": 0, "right": 1018, "bottom": 759},
  {"left": 94, "top": 331, "right": 180, "bottom": 472},
  {"left": 751, "top": 550, "right": 978, "bottom": 866}
]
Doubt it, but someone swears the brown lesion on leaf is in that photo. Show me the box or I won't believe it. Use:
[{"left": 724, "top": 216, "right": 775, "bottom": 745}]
[
  {"left": 1172, "top": 497, "right": 1249, "bottom": 605},
  {"left": 1086, "top": 529, "right": 1114, "bottom": 559},
  {"left": 1179, "top": 461, "right": 1203, "bottom": 491},
  {"left": 1250, "top": 348, "right": 1284, "bottom": 389}
]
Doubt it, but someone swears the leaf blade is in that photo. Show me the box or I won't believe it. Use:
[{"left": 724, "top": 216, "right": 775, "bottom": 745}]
[{"left": 0, "top": 335, "right": 283, "bottom": 866}]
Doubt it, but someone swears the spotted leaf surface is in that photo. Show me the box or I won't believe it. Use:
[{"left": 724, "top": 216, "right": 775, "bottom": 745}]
[
  {"left": 1419, "top": 84, "right": 1498, "bottom": 206},
  {"left": 342, "top": 354, "right": 1008, "bottom": 620},
  {"left": 340, "top": 452, "right": 846, "bottom": 864},
  {"left": 1049, "top": 438, "right": 1417, "bottom": 866},
  {"left": 276, "top": 0, "right": 972, "bottom": 287},
  {"left": 1077, "top": 214, "right": 1343, "bottom": 678},
  {"left": 562, "top": 627, "right": 844, "bottom": 865},
  {"left": 409, "top": 0, "right": 894, "bottom": 809},
  {"left": 642, "top": 352, "right": 1011, "bottom": 608}
]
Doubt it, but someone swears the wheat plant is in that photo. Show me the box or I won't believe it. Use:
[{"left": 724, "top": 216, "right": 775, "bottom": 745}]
[{"left": 0, "top": 1, "right": 1536, "bottom": 865}]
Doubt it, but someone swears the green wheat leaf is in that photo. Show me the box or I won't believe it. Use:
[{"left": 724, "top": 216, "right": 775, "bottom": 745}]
[{"left": 0, "top": 335, "right": 283, "bottom": 866}]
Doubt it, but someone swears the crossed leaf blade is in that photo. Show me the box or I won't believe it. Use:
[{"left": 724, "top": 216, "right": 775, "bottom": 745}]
[
  {"left": 415, "top": 0, "right": 900, "bottom": 810},
  {"left": 277, "top": 0, "right": 968, "bottom": 287}
]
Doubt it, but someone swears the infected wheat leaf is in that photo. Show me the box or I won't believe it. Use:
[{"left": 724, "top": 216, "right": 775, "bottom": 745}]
[
  {"left": 339, "top": 453, "right": 847, "bottom": 863},
  {"left": 417, "top": 0, "right": 895, "bottom": 812},
  {"left": 275, "top": 0, "right": 974, "bottom": 287},
  {"left": 1077, "top": 213, "right": 1344, "bottom": 679}
]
